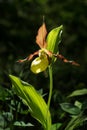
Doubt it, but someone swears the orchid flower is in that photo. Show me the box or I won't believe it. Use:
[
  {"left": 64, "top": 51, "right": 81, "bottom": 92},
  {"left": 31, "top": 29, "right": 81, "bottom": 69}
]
[{"left": 18, "top": 22, "right": 79, "bottom": 74}]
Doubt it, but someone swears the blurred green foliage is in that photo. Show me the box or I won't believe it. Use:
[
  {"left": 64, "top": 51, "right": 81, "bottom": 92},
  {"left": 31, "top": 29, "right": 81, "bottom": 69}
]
[{"left": 0, "top": 0, "right": 87, "bottom": 129}]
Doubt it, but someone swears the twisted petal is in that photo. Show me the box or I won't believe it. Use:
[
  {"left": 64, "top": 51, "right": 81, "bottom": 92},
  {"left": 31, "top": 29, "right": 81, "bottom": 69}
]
[{"left": 36, "top": 23, "right": 47, "bottom": 48}]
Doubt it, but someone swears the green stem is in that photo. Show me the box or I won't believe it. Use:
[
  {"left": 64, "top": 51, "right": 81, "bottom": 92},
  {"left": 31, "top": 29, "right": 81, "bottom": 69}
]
[
  {"left": 46, "top": 65, "right": 53, "bottom": 130},
  {"left": 47, "top": 65, "right": 53, "bottom": 110}
]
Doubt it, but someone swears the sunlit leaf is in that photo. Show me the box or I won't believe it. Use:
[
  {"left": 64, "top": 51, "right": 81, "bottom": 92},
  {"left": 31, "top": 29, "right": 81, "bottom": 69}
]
[
  {"left": 46, "top": 25, "right": 63, "bottom": 54},
  {"left": 9, "top": 75, "right": 51, "bottom": 130}
]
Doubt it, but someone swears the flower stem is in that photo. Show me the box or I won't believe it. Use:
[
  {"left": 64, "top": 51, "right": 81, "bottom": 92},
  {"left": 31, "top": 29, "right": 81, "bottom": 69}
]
[
  {"left": 46, "top": 65, "right": 53, "bottom": 130},
  {"left": 47, "top": 65, "right": 53, "bottom": 110}
]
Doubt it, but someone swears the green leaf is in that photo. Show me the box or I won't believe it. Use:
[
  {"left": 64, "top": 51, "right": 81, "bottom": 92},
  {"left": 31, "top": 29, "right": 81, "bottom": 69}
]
[
  {"left": 14, "top": 121, "right": 34, "bottom": 127},
  {"left": 60, "top": 103, "right": 81, "bottom": 115},
  {"left": 0, "top": 85, "right": 9, "bottom": 101},
  {"left": 2, "top": 112, "right": 13, "bottom": 121},
  {"left": 51, "top": 123, "right": 62, "bottom": 130},
  {"left": 65, "top": 113, "right": 87, "bottom": 130},
  {"left": 46, "top": 25, "right": 63, "bottom": 54},
  {"left": 68, "top": 88, "right": 87, "bottom": 97},
  {"left": 9, "top": 75, "right": 51, "bottom": 130},
  {"left": 74, "top": 101, "right": 82, "bottom": 109}
]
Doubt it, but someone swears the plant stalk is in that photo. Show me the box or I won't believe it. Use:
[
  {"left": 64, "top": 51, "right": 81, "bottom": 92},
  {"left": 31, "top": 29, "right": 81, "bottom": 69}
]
[
  {"left": 47, "top": 65, "right": 53, "bottom": 110},
  {"left": 45, "top": 65, "right": 53, "bottom": 130}
]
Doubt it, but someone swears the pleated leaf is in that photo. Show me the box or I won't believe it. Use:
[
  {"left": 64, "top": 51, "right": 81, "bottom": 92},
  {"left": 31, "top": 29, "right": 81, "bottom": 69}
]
[{"left": 9, "top": 75, "right": 51, "bottom": 130}]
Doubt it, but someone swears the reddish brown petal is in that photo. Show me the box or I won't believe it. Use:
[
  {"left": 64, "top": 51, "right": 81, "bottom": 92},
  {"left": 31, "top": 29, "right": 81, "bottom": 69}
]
[
  {"left": 53, "top": 54, "right": 80, "bottom": 66},
  {"left": 17, "top": 51, "right": 39, "bottom": 63},
  {"left": 36, "top": 23, "right": 47, "bottom": 48}
]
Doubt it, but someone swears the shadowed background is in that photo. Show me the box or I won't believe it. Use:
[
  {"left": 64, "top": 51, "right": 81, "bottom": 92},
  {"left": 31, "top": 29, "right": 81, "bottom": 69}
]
[{"left": 0, "top": 0, "right": 87, "bottom": 130}]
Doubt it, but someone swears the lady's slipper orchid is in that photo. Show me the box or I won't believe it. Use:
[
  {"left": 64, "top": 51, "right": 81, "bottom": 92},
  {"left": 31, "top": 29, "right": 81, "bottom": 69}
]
[{"left": 18, "top": 22, "right": 79, "bottom": 74}]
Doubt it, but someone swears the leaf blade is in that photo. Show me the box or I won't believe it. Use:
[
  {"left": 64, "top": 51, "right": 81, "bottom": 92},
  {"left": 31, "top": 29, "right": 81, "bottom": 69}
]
[
  {"left": 46, "top": 25, "right": 63, "bottom": 54},
  {"left": 9, "top": 75, "right": 51, "bottom": 130},
  {"left": 68, "top": 88, "right": 87, "bottom": 97},
  {"left": 60, "top": 103, "right": 81, "bottom": 115}
]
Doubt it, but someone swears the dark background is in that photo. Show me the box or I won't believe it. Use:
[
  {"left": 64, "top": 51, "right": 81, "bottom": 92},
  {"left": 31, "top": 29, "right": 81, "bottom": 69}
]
[{"left": 0, "top": 0, "right": 87, "bottom": 129}]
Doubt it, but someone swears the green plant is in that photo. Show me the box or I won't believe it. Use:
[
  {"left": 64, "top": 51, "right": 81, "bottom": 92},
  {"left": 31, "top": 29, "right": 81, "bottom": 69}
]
[{"left": 9, "top": 22, "right": 82, "bottom": 130}]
